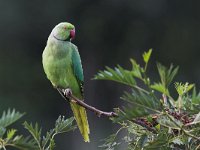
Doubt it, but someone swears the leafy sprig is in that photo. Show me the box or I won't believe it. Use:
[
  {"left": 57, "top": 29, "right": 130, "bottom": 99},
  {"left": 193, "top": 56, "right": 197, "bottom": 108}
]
[
  {"left": 0, "top": 109, "right": 76, "bottom": 150},
  {"left": 0, "top": 109, "right": 36, "bottom": 150},
  {"left": 23, "top": 116, "right": 76, "bottom": 150},
  {"left": 95, "top": 49, "right": 200, "bottom": 150}
]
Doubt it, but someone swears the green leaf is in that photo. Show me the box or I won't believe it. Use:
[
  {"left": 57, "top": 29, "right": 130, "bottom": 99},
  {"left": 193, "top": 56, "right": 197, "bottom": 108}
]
[
  {"left": 130, "top": 59, "right": 143, "bottom": 79},
  {"left": 171, "top": 137, "right": 184, "bottom": 145},
  {"left": 191, "top": 87, "right": 200, "bottom": 105},
  {"left": 188, "top": 126, "right": 200, "bottom": 139},
  {"left": 175, "top": 82, "right": 194, "bottom": 96},
  {"left": 155, "top": 124, "right": 160, "bottom": 131},
  {"left": 179, "top": 88, "right": 200, "bottom": 114},
  {"left": 127, "top": 121, "right": 149, "bottom": 136},
  {"left": 23, "top": 116, "right": 75, "bottom": 150},
  {"left": 114, "top": 91, "right": 161, "bottom": 122},
  {"left": 23, "top": 122, "right": 42, "bottom": 148},
  {"left": 157, "top": 63, "right": 179, "bottom": 88},
  {"left": 0, "top": 127, "right": 6, "bottom": 137},
  {"left": 98, "top": 133, "right": 120, "bottom": 150},
  {"left": 6, "top": 129, "right": 17, "bottom": 141},
  {"left": 157, "top": 115, "right": 183, "bottom": 130},
  {"left": 41, "top": 129, "right": 54, "bottom": 149},
  {"left": 0, "top": 109, "right": 24, "bottom": 128},
  {"left": 49, "top": 139, "right": 55, "bottom": 150},
  {"left": 193, "top": 112, "right": 200, "bottom": 124},
  {"left": 54, "top": 116, "right": 76, "bottom": 134},
  {"left": 94, "top": 65, "right": 136, "bottom": 87},
  {"left": 151, "top": 82, "right": 169, "bottom": 96},
  {"left": 187, "top": 112, "right": 200, "bottom": 126},
  {"left": 174, "top": 82, "right": 194, "bottom": 110},
  {"left": 188, "top": 88, "right": 200, "bottom": 114},
  {"left": 10, "top": 135, "right": 37, "bottom": 150},
  {"left": 138, "top": 134, "right": 148, "bottom": 148},
  {"left": 144, "top": 132, "right": 170, "bottom": 149},
  {"left": 143, "top": 49, "right": 152, "bottom": 64}
]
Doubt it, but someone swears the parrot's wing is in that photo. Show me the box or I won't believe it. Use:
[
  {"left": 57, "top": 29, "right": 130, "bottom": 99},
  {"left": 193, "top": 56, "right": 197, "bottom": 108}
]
[{"left": 71, "top": 45, "right": 84, "bottom": 95}]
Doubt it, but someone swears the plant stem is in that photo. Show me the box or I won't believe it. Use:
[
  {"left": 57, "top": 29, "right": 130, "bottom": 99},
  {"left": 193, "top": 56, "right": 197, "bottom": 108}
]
[
  {"left": 195, "top": 144, "right": 200, "bottom": 150},
  {"left": 132, "top": 119, "right": 157, "bottom": 134},
  {"left": 165, "top": 113, "right": 200, "bottom": 141},
  {"left": 133, "top": 85, "right": 149, "bottom": 94}
]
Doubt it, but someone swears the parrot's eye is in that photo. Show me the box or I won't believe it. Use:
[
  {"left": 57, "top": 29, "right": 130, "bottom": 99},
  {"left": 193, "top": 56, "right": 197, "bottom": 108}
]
[{"left": 63, "top": 27, "right": 67, "bottom": 30}]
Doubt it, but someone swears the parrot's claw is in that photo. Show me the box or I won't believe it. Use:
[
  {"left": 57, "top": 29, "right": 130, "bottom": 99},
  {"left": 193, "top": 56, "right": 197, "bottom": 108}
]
[{"left": 63, "top": 88, "right": 72, "bottom": 98}]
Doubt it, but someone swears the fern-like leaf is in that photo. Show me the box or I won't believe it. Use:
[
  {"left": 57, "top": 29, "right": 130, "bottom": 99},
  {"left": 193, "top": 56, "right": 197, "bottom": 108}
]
[
  {"left": 143, "top": 49, "right": 152, "bottom": 71},
  {"left": 157, "top": 63, "right": 179, "bottom": 88},
  {"left": 23, "top": 122, "right": 41, "bottom": 148},
  {"left": 114, "top": 91, "right": 161, "bottom": 121},
  {"left": 94, "top": 65, "right": 136, "bottom": 87},
  {"left": 151, "top": 82, "right": 170, "bottom": 96},
  {"left": 0, "top": 127, "right": 6, "bottom": 137},
  {"left": 157, "top": 115, "right": 183, "bottom": 130},
  {"left": 54, "top": 116, "right": 76, "bottom": 134},
  {"left": 10, "top": 135, "right": 37, "bottom": 150},
  {"left": 0, "top": 109, "right": 24, "bottom": 128},
  {"left": 144, "top": 132, "right": 170, "bottom": 149},
  {"left": 175, "top": 82, "right": 194, "bottom": 96},
  {"left": 6, "top": 129, "right": 17, "bottom": 141},
  {"left": 130, "top": 59, "right": 143, "bottom": 80}
]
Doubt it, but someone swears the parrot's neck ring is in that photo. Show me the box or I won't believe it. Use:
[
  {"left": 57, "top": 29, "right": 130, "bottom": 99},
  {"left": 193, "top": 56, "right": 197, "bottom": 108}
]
[{"left": 53, "top": 34, "right": 70, "bottom": 42}]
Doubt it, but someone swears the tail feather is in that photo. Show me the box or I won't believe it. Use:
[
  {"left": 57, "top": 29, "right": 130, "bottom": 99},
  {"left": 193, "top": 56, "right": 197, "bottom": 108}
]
[{"left": 70, "top": 101, "right": 90, "bottom": 142}]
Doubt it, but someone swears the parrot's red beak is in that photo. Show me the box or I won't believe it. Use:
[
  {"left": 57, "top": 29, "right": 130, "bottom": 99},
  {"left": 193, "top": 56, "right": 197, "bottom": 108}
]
[{"left": 70, "top": 29, "right": 75, "bottom": 40}]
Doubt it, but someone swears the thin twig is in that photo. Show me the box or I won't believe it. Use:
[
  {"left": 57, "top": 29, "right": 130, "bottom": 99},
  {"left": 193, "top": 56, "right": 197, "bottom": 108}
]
[
  {"left": 132, "top": 119, "right": 157, "bottom": 134},
  {"left": 195, "top": 144, "right": 200, "bottom": 150},
  {"left": 165, "top": 112, "right": 200, "bottom": 141}
]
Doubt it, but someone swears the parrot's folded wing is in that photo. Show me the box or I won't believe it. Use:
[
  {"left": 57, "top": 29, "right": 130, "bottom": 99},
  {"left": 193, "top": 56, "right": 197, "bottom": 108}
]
[{"left": 71, "top": 45, "right": 84, "bottom": 95}]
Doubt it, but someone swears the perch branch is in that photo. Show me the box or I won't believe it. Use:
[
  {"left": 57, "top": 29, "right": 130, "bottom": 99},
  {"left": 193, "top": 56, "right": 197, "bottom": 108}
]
[
  {"left": 57, "top": 88, "right": 118, "bottom": 117},
  {"left": 70, "top": 94, "right": 118, "bottom": 117}
]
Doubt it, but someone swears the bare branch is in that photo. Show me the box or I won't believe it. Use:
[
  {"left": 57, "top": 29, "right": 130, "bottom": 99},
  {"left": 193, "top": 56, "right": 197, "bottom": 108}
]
[
  {"left": 57, "top": 88, "right": 117, "bottom": 117},
  {"left": 70, "top": 94, "right": 118, "bottom": 117}
]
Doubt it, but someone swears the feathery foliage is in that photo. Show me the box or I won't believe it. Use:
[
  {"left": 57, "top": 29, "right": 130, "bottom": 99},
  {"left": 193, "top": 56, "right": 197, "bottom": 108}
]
[
  {"left": 95, "top": 49, "right": 200, "bottom": 150},
  {"left": 0, "top": 109, "right": 76, "bottom": 150},
  {"left": 0, "top": 109, "right": 24, "bottom": 128},
  {"left": 23, "top": 116, "right": 76, "bottom": 150},
  {"left": 0, "top": 109, "right": 36, "bottom": 150}
]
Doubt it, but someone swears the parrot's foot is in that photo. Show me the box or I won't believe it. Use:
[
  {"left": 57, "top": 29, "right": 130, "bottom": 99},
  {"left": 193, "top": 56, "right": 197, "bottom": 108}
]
[{"left": 63, "top": 88, "right": 72, "bottom": 98}]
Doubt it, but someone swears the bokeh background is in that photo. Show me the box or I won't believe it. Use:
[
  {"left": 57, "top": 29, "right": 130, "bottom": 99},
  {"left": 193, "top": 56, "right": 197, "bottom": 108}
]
[{"left": 0, "top": 0, "right": 200, "bottom": 149}]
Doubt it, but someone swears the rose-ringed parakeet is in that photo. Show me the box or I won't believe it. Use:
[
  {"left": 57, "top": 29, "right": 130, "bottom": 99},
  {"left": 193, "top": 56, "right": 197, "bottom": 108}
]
[{"left": 42, "top": 22, "right": 90, "bottom": 142}]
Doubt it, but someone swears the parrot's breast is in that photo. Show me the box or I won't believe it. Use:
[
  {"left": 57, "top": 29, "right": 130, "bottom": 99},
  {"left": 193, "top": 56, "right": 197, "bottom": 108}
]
[{"left": 43, "top": 41, "right": 75, "bottom": 89}]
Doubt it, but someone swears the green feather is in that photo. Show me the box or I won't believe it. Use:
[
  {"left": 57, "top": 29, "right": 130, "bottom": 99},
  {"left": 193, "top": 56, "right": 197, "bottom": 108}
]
[
  {"left": 71, "top": 45, "right": 84, "bottom": 95},
  {"left": 71, "top": 45, "right": 84, "bottom": 82}
]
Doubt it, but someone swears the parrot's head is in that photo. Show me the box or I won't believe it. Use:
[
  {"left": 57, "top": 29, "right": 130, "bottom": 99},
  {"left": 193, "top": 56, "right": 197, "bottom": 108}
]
[{"left": 52, "top": 22, "right": 75, "bottom": 41}]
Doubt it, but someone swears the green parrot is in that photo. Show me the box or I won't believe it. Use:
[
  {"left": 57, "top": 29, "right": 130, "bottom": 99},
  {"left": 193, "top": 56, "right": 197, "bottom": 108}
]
[{"left": 42, "top": 22, "right": 90, "bottom": 142}]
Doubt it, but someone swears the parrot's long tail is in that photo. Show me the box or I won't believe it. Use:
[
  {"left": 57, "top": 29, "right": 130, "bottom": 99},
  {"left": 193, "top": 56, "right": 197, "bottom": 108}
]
[{"left": 70, "top": 101, "right": 90, "bottom": 142}]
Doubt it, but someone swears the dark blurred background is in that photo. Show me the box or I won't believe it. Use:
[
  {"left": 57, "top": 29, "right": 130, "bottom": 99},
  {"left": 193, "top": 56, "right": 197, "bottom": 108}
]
[{"left": 0, "top": 0, "right": 200, "bottom": 149}]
